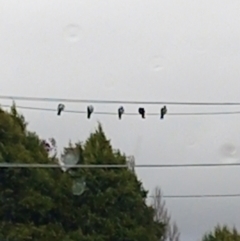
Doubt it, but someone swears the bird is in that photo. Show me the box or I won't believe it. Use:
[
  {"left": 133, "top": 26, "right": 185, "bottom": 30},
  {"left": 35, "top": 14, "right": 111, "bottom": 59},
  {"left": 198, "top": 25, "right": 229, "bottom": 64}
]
[
  {"left": 160, "top": 106, "right": 167, "bottom": 119},
  {"left": 118, "top": 106, "right": 124, "bottom": 119},
  {"left": 87, "top": 105, "right": 94, "bottom": 119},
  {"left": 138, "top": 107, "right": 145, "bottom": 118},
  {"left": 57, "top": 104, "right": 65, "bottom": 115}
]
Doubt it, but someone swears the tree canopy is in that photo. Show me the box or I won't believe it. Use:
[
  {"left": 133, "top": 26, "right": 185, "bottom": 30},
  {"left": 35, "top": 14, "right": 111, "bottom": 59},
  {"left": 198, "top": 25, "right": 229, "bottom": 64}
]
[
  {"left": 202, "top": 225, "right": 240, "bottom": 241},
  {"left": 0, "top": 105, "right": 165, "bottom": 241}
]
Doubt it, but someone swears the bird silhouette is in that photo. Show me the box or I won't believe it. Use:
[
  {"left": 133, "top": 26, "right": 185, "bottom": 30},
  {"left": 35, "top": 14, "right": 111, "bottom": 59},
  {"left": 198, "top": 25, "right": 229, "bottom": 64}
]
[
  {"left": 138, "top": 107, "right": 145, "bottom": 118},
  {"left": 57, "top": 104, "right": 65, "bottom": 115},
  {"left": 87, "top": 105, "right": 94, "bottom": 119},
  {"left": 118, "top": 106, "right": 124, "bottom": 119},
  {"left": 160, "top": 106, "right": 167, "bottom": 119}
]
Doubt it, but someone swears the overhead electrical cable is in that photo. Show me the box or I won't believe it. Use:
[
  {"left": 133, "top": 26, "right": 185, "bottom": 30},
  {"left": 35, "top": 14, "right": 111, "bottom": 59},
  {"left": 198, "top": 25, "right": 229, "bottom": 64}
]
[
  {"left": 1, "top": 164, "right": 239, "bottom": 199},
  {"left": 1, "top": 95, "right": 240, "bottom": 106},
  {"left": 1, "top": 104, "right": 240, "bottom": 116},
  {"left": 0, "top": 162, "right": 240, "bottom": 168},
  {"left": 0, "top": 163, "right": 239, "bottom": 199},
  {"left": 0, "top": 163, "right": 128, "bottom": 168},
  {"left": 149, "top": 193, "right": 240, "bottom": 199}
]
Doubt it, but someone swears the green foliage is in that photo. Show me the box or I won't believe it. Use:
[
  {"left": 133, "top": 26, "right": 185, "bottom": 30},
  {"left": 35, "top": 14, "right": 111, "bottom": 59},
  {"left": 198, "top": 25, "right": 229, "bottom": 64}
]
[
  {"left": 0, "top": 108, "right": 165, "bottom": 240},
  {"left": 202, "top": 225, "right": 240, "bottom": 241}
]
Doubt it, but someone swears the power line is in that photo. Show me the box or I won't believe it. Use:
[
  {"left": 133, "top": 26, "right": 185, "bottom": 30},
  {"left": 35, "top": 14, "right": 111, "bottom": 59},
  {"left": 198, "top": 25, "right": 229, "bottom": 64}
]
[
  {"left": 149, "top": 193, "right": 240, "bottom": 199},
  {"left": 1, "top": 163, "right": 240, "bottom": 199},
  {"left": 1, "top": 95, "right": 240, "bottom": 106},
  {"left": 2, "top": 104, "right": 240, "bottom": 116},
  {"left": 0, "top": 163, "right": 128, "bottom": 168},
  {"left": 135, "top": 163, "right": 240, "bottom": 168},
  {"left": 0, "top": 162, "right": 239, "bottom": 168},
  {"left": 1, "top": 164, "right": 239, "bottom": 200}
]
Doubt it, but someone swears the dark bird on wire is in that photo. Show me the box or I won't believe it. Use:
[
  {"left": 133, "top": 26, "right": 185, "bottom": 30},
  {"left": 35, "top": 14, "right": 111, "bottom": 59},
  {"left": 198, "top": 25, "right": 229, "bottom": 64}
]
[
  {"left": 118, "top": 106, "right": 124, "bottom": 119},
  {"left": 57, "top": 104, "right": 65, "bottom": 115},
  {"left": 87, "top": 105, "right": 94, "bottom": 119},
  {"left": 160, "top": 106, "right": 167, "bottom": 119},
  {"left": 138, "top": 107, "right": 145, "bottom": 118}
]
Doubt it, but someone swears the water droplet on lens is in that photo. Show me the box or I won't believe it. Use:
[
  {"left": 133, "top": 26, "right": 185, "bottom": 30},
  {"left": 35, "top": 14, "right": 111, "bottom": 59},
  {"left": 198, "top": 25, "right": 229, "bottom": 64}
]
[
  {"left": 64, "top": 24, "right": 81, "bottom": 43},
  {"left": 219, "top": 143, "right": 240, "bottom": 164},
  {"left": 188, "top": 138, "right": 196, "bottom": 146},
  {"left": 151, "top": 55, "right": 165, "bottom": 72},
  {"left": 61, "top": 151, "right": 79, "bottom": 166},
  {"left": 72, "top": 178, "right": 86, "bottom": 196},
  {"left": 220, "top": 143, "right": 236, "bottom": 157},
  {"left": 154, "top": 64, "right": 163, "bottom": 71},
  {"left": 186, "top": 132, "right": 198, "bottom": 147}
]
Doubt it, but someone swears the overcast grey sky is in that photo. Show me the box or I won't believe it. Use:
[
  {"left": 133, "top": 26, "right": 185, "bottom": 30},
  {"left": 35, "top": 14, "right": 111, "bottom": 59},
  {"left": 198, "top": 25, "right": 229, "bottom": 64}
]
[{"left": 1, "top": 1, "right": 240, "bottom": 240}]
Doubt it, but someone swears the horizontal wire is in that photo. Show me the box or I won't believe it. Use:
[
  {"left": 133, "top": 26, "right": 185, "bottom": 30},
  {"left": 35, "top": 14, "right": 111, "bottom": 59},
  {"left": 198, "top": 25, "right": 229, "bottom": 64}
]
[
  {"left": 135, "top": 163, "right": 240, "bottom": 167},
  {"left": 149, "top": 193, "right": 240, "bottom": 199},
  {"left": 1, "top": 163, "right": 239, "bottom": 199},
  {"left": 1, "top": 164, "right": 240, "bottom": 199},
  {"left": 0, "top": 163, "right": 128, "bottom": 168},
  {"left": 0, "top": 162, "right": 239, "bottom": 168},
  {"left": 1, "top": 95, "right": 240, "bottom": 106},
  {"left": 1, "top": 97, "right": 239, "bottom": 200},
  {"left": 2, "top": 104, "right": 240, "bottom": 116}
]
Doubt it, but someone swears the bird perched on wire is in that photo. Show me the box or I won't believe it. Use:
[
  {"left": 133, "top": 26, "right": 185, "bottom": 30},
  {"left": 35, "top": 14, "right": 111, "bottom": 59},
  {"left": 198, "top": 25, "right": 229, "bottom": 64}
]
[
  {"left": 87, "top": 105, "right": 94, "bottom": 119},
  {"left": 57, "top": 104, "right": 65, "bottom": 115},
  {"left": 160, "top": 106, "right": 167, "bottom": 119},
  {"left": 138, "top": 107, "right": 145, "bottom": 118},
  {"left": 118, "top": 106, "right": 124, "bottom": 119}
]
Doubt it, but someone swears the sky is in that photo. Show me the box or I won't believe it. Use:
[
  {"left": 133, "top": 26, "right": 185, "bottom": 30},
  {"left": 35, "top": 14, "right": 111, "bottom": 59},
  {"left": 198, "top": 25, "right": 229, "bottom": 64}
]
[{"left": 1, "top": 0, "right": 240, "bottom": 240}]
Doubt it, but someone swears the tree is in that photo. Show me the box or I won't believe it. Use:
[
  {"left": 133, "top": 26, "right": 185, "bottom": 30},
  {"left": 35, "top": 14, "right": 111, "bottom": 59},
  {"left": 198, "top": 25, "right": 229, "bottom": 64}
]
[
  {"left": 63, "top": 123, "right": 166, "bottom": 240},
  {"left": 0, "top": 104, "right": 75, "bottom": 240},
  {"left": 151, "top": 186, "right": 180, "bottom": 241},
  {"left": 0, "top": 106, "right": 165, "bottom": 240},
  {"left": 202, "top": 225, "right": 240, "bottom": 241}
]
